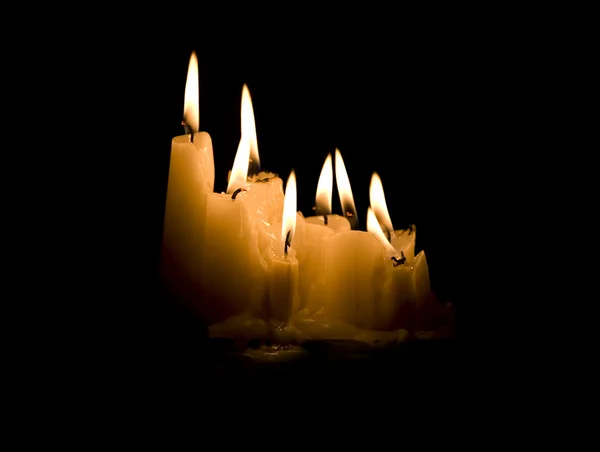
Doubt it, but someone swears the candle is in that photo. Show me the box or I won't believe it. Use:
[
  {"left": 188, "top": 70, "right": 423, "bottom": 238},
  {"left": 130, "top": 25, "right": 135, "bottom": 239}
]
[
  {"left": 200, "top": 85, "right": 284, "bottom": 324},
  {"left": 200, "top": 137, "right": 269, "bottom": 323},
  {"left": 320, "top": 150, "right": 390, "bottom": 329},
  {"left": 265, "top": 170, "right": 299, "bottom": 327},
  {"left": 161, "top": 51, "right": 215, "bottom": 313},
  {"left": 230, "top": 85, "right": 285, "bottom": 263},
  {"left": 366, "top": 207, "right": 415, "bottom": 330},
  {"left": 368, "top": 172, "right": 431, "bottom": 330},
  {"left": 293, "top": 152, "right": 350, "bottom": 313}
]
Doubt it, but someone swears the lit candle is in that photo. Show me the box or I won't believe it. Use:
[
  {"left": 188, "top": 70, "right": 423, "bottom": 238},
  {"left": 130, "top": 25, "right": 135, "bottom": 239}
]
[
  {"left": 370, "top": 172, "right": 416, "bottom": 264},
  {"left": 321, "top": 152, "right": 389, "bottom": 329},
  {"left": 161, "top": 51, "right": 215, "bottom": 311},
  {"left": 266, "top": 170, "right": 299, "bottom": 327},
  {"left": 368, "top": 172, "right": 431, "bottom": 330},
  {"left": 200, "top": 136, "right": 268, "bottom": 324},
  {"left": 229, "top": 84, "right": 285, "bottom": 264},
  {"left": 366, "top": 207, "right": 415, "bottom": 330},
  {"left": 294, "top": 152, "right": 350, "bottom": 313}
]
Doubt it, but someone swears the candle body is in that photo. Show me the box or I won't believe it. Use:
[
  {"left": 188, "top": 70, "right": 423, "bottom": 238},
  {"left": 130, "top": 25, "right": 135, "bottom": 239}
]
[
  {"left": 293, "top": 214, "right": 351, "bottom": 313},
  {"left": 321, "top": 231, "right": 388, "bottom": 329},
  {"left": 266, "top": 247, "right": 299, "bottom": 327},
  {"left": 161, "top": 132, "right": 215, "bottom": 310},
  {"left": 200, "top": 191, "right": 269, "bottom": 324}
]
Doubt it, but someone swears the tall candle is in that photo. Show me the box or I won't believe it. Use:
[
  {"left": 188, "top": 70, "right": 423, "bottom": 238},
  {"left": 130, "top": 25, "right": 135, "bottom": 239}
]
[
  {"left": 266, "top": 170, "right": 299, "bottom": 327},
  {"left": 294, "top": 152, "right": 350, "bottom": 313},
  {"left": 161, "top": 51, "right": 215, "bottom": 313}
]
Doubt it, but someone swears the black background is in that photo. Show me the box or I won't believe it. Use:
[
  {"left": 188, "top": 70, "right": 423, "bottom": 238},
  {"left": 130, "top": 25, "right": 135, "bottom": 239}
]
[{"left": 87, "top": 9, "right": 538, "bottom": 382}]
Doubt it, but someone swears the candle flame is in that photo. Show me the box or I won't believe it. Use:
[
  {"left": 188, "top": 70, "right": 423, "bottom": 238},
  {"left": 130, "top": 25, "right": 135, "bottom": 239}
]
[
  {"left": 334, "top": 148, "right": 358, "bottom": 229},
  {"left": 315, "top": 153, "right": 333, "bottom": 216},
  {"left": 241, "top": 84, "right": 260, "bottom": 171},
  {"left": 369, "top": 172, "right": 394, "bottom": 239},
  {"left": 281, "top": 170, "right": 297, "bottom": 255},
  {"left": 367, "top": 207, "right": 397, "bottom": 256},
  {"left": 183, "top": 51, "right": 199, "bottom": 133},
  {"left": 227, "top": 137, "right": 251, "bottom": 194}
]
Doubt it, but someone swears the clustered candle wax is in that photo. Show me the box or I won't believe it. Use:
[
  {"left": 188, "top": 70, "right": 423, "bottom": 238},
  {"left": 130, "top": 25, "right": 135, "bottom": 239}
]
[{"left": 161, "top": 51, "right": 437, "bottom": 342}]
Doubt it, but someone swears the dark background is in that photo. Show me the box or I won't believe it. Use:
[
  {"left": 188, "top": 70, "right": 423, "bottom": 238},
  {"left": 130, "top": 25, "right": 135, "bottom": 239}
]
[{"left": 93, "top": 11, "right": 538, "bottom": 379}]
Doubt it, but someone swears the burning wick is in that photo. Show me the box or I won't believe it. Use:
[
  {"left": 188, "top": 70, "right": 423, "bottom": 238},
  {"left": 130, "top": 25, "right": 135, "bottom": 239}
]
[
  {"left": 345, "top": 210, "right": 358, "bottom": 230},
  {"left": 181, "top": 121, "right": 194, "bottom": 143},
  {"left": 323, "top": 215, "right": 328, "bottom": 225},
  {"left": 384, "top": 226, "right": 392, "bottom": 243},
  {"left": 391, "top": 251, "right": 406, "bottom": 267},
  {"left": 231, "top": 188, "right": 246, "bottom": 200},
  {"left": 284, "top": 230, "right": 292, "bottom": 256}
]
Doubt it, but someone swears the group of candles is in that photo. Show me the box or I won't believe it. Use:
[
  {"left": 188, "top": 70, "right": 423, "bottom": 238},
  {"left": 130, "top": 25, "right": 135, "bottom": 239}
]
[{"left": 161, "top": 52, "right": 432, "bottom": 340}]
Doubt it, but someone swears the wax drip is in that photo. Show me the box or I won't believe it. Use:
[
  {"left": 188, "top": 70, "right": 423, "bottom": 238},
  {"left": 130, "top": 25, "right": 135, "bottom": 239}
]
[
  {"left": 231, "top": 188, "right": 246, "bottom": 200},
  {"left": 391, "top": 251, "right": 406, "bottom": 267},
  {"left": 182, "top": 121, "right": 194, "bottom": 143},
  {"left": 284, "top": 230, "right": 292, "bottom": 256}
]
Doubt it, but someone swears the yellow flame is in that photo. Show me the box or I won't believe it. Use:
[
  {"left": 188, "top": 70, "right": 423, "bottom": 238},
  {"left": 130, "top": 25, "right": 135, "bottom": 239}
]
[
  {"left": 369, "top": 172, "right": 394, "bottom": 238},
  {"left": 183, "top": 51, "right": 199, "bottom": 133},
  {"left": 227, "top": 137, "right": 251, "bottom": 194},
  {"left": 241, "top": 84, "right": 260, "bottom": 169},
  {"left": 334, "top": 148, "right": 356, "bottom": 215},
  {"left": 282, "top": 170, "right": 297, "bottom": 255},
  {"left": 315, "top": 153, "right": 333, "bottom": 215},
  {"left": 367, "top": 207, "right": 397, "bottom": 256}
]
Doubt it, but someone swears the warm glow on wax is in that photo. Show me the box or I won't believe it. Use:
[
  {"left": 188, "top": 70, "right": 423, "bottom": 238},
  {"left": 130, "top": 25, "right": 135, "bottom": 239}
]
[
  {"left": 334, "top": 148, "right": 357, "bottom": 229},
  {"left": 369, "top": 172, "right": 394, "bottom": 238},
  {"left": 367, "top": 207, "right": 397, "bottom": 256},
  {"left": 183, "top": 51, "right": 199, "bottom": 133},
  {"left": 227, "top": 137, "right": 251, "bottom": 194},
  {"left": 315, "top": 153, "right": 333, "bottom": 215},
  {"left": 281, "top": 170, "right": 297, "bottom": 256},
  {"left": 241, "top": 84, "right": 260, "bottom": 170}
]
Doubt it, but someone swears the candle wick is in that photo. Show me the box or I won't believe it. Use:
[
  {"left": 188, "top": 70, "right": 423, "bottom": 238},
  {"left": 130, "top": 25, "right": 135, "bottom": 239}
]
[
  {"left": 231, "top": 188, "right": 246, "bottom": 200},
  {"left": 391, "top": 251, "right": 406, "bottom": 267},
  {"left": 408, "top": 224, "right": 414, "bottom": 236},
  {"left": 384, "top": 227, "right": 391, "bottom": 243},
  {"left": 284, "top": 230, "right": 292, "bottom": 256},
  {"left": 181, "top": 121, "right": 194, "bottom": 143},
  {"left": 323, "top": 215, "right": 328, "bottom": 225}
]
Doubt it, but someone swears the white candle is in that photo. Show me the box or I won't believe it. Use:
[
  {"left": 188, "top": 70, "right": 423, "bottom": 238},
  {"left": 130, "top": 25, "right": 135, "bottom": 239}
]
[
  {"left": 368, "top": 172, "right": 431, "bottom": 330},
  {"left": 200, "top": 137, "right": 268, "bottom": 323},
  {"left": 229, "top": 85, "right": 284, "bottom": 263},
  {"left": 293, "top": 152, "right": 351, "bottom": 313},
  {"left": 200, "top": 85, "right": 285, "bottom": 324},
  {"left": 161, "top": 51, "right": 215, "bottom": 312},
  {"left": 320, "top": 150, "right": 390, "bottom": 329},
  {"left": 266, "top": 170, "right": 299, "bottom": 326}
]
